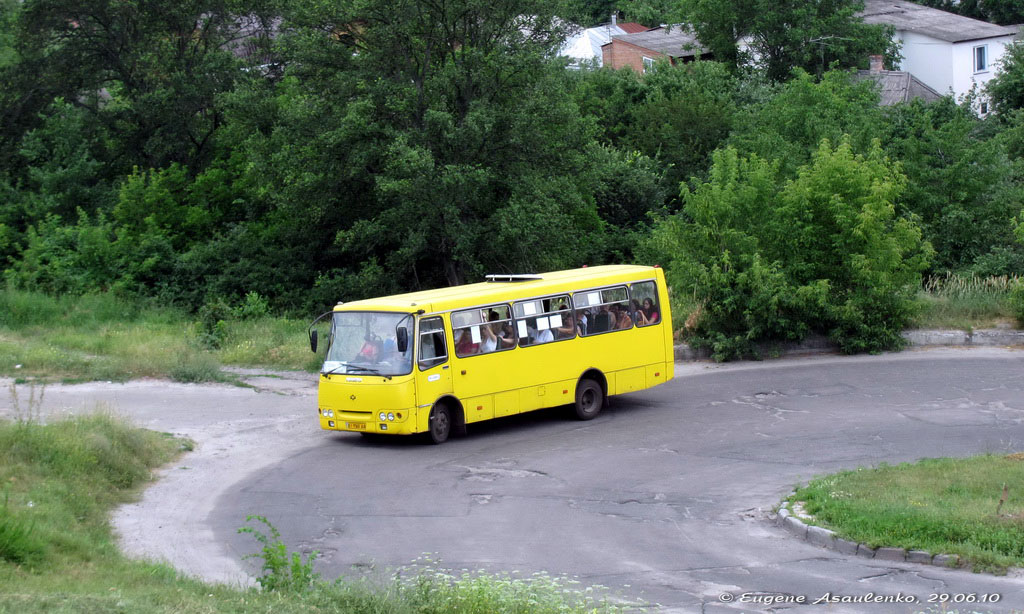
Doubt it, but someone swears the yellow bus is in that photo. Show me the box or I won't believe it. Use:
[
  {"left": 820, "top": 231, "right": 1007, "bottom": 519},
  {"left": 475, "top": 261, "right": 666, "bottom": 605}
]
[{"left": 309, "top": 265, "right": 674, "bottom": 443}]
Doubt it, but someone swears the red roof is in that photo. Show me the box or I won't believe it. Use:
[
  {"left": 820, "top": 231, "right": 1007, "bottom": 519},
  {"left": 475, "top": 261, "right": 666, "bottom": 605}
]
[{"left": 618, "top": 22, "right": 648, "bottom": 34}]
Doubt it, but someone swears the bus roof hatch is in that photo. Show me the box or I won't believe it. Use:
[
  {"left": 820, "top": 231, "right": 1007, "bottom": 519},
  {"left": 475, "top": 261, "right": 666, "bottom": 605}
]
[{"left": 485, "top": 274, "right": 543, "bottom": 283}]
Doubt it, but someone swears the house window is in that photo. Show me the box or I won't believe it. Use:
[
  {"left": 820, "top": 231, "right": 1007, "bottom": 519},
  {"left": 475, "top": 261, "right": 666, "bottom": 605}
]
[
  {"left": 974, "top": 45, "right": 987, "bottom": 72},
  {"left": 642, "top": 56, "right": 655, "bottom": 72},
  {"left": 980, "top": 100, "right": 989, "bottom": 115}
]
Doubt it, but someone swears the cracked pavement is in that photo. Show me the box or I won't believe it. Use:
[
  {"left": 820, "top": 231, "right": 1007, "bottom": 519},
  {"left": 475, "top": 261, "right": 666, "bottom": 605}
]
[{"left": 4, "top": 349, "right": 1024, "bottom": 612}]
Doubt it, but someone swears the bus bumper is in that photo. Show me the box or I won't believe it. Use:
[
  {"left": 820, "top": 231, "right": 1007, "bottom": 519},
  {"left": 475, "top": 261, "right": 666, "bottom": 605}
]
[{"left": 318, "top": 409, "right": 417, "bottom": 435}]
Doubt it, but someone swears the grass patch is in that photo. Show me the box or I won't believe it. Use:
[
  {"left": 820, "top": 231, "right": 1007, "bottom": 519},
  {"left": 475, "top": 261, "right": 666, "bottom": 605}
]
[
  {"left": 0, "top": 289, "right": 319, "bottom": 382},
  {"left": 0, "top": 413, "right": 626, "bottom": 614},
  {"left": 792, "top": 455, "right": 1024, "bottom": 573},
  {"left": 910, "top": 274, "right": 1021, "bottom": 330}
]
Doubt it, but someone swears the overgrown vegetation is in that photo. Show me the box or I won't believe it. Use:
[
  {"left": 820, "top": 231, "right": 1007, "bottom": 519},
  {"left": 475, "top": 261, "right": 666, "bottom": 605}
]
[
  {"left": 0, "top": 0, "right": 1023, "bottom": 361},
  {"left": 0, "top": 412, "right": 626, "bottom": 613},
  {"left": 791, "top": 455, "right": 1024, "bottom": 573},
  {"left": 0, "top": 288, "right": 317, "bottom": 382},
  {"left": 912, "top": 273, "right": 1022, "bottom": 330}
]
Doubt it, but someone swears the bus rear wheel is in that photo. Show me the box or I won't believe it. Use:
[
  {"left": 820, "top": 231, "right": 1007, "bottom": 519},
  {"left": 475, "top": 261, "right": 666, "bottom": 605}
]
[
  {"left": 428, "top": 404, "right": 452, "bottom": 444},
  {"left": 574, "top": 379, "right": 603, "bottom": 420}
]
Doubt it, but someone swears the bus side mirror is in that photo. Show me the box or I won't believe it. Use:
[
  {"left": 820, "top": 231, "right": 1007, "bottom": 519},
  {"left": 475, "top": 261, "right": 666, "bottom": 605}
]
[
  {"left": 309, "top": 330, "right": 318, "bottom": 353},
  {"left": 396, "top": 327, "right": 409, "bottom": 353}
]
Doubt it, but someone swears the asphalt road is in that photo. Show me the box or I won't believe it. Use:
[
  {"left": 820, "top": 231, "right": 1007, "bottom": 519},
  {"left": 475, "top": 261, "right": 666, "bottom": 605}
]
[
  {"left": 211, "top": 349, "right": 1024, "bottom": 613},
  {"left": 4, "top": 348, "right": 1024, "bottom": 613}
]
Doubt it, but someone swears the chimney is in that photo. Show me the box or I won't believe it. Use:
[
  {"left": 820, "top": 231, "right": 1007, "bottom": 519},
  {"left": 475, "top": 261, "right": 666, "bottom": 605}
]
[
  {"left": 611, "top": 13, "right": 617, "bottom": 26},
  {"left": 869, "top": 54, "right": 884, "bottom": 73}
]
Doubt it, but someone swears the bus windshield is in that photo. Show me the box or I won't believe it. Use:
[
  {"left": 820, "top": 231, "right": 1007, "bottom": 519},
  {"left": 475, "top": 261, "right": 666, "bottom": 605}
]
[{"left": 323, "top": 312, "right": 414, "bottom": 377}]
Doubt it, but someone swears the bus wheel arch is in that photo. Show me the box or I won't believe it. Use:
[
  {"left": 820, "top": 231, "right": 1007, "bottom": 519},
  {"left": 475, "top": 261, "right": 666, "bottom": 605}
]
[
  {"left": 575, "top": 370, "right": 607, "bottom": 421},
  {"left": 427, "top": 396, "right": 464, "bottom": 444}
]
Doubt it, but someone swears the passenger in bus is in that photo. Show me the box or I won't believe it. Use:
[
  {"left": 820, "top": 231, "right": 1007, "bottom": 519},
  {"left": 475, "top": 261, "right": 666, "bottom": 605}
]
[
  {"left": 498, "top": 320, "right": 517, "bottom": 348},
  {"left": 614, "top": 304, "right": 632, "bottom": 330},
  {"left": 593, "top": 306, "right": 613, "bottom": 333},
  {"left": 479, "top": 311, "right": 500, "bottom": 353},
  {"left": 456, "top": 328, "right": 479, "bottom": 356},
  {"left": 577, "top": 310, "right": 589, "bottom": 335},
  {"left": 629, "top": 299, "right": 646, "bottom": 325},
  {"left": 356, "top": 334, "right": 380, "bottom": 362},
  {"left": 642, "top": 298, "right": 660, "bottom": 324},
  {"left": 555, "top": 313, "right": 577, "bottom": 339},
  {"left": 534, "top": 321, "right": 554, "bottom": 344}
]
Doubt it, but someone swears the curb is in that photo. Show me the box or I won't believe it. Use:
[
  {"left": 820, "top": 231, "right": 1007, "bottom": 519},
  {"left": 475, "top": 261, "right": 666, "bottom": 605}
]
[
  {"left": 775, "top": 500, "right": 961, "bottom": 569},
  {"left": 675, "top": 328, "right": 1024, "bottom": 361}
]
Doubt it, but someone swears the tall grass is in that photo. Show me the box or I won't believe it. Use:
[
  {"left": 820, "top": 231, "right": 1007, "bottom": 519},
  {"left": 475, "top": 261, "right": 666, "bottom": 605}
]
[
  {"left": 0, "top": 288, "right": 318, "bottom": 382},
  {"left": 911, "top": 273, "right": 1021, "bottom": 330}
]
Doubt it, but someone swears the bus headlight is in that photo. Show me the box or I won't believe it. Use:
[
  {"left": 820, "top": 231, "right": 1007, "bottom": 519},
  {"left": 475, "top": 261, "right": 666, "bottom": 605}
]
[
  {"left": 379, "top": 412, "right": 387, "bottom": 422},
  {"left": 387, "top": 412, "right": 395, "bottom": 421}
]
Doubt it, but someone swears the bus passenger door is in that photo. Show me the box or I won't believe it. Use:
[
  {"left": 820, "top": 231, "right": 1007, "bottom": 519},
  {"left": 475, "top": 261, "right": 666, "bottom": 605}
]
[{"left": 415, "top": 316, "right": 453, "bottom": 431}]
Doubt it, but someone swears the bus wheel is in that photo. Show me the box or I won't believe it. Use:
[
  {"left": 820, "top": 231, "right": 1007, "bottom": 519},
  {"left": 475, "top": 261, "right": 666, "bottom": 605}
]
[
  {"left": 428, "top": 404, "right": 451, "bottom": 444},
  {"left": 574, "top": 379, "right": 603, "bottom": 420}
]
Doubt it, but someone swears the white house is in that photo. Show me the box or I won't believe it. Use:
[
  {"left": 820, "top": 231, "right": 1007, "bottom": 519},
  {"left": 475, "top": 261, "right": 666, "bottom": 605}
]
[{"left": 861, "top": 0, "right": 1021, "bottom": 112}]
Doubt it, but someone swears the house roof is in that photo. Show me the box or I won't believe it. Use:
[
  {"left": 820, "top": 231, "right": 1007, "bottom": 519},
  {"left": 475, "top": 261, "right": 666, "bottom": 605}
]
[
  {"left": 618, "top": 22, "right": 649, "bottom": 34},
  {"left": 861, "top": 0, "right": 1020, "bottom": 43},
  {"left": 854, "top": 69, "right": 944, "bottom": 105},
  {"left": 607, "top": 26, "right": 709, "bottom": 59},
  {"left": 560, "top": 22, "right": 649, "bottom": 64}
]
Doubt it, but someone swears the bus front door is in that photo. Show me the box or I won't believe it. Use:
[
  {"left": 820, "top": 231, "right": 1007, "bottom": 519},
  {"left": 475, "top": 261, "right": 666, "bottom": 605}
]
[{"left": 415, "top": 316, "right": 453, "bottom": 433}]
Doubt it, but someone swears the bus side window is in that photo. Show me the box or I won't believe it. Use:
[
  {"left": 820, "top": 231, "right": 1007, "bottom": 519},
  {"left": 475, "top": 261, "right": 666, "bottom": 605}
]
[
  {"left": 629, "top": 281, "right": 661, "bottom": 327},
  {"left": 514, "top": 295, "right": 572, "bottom": 346},
  {"left": 573, "top": 286, "right": 629, "bottom": 336},
  {"left": 418, "top": 317, "right": 448, "bottom": 369}
]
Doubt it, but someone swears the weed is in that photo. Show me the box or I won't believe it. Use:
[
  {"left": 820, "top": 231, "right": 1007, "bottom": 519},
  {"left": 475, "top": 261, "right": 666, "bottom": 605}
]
[
  {"left": 238, "top": 515, "right": 319, "bottom": 593},
  {"left": 168, "top": 353, "right": 223, "bottom": 384},
  {"left": 8, "top": 382, "right": 44, "bottom": 425},
  {"left": 0, "top": 487, "right": 42, "bottom": 564}
]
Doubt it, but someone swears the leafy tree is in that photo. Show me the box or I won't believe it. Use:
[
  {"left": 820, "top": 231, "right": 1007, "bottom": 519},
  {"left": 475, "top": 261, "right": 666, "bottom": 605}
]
[
  {"left": 572, "top": 61, "right": 738, "bottom": 194},
  {"left": 988, "top": 41, "right": 1024, "bottom": 114},
  {"left": 882, "top": 98, "right": 1024, "bottom": 274},
  {"left": 0, "top": 0, "right": 17, "bottom": 68},
  {"left": 5, "top": 0, "right": 277, "bottom": 173},
  {"left": 570, "top": 0, "right": 621, "bottom": 26},
  {"left": 728, "top": 69, "right": 885, "bottom": 174}
]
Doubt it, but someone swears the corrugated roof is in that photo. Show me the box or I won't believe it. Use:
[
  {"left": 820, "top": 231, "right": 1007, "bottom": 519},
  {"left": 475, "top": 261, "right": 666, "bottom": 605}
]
[
  {"left": 561, "top": 23, "right": 646, "bottom": 64},
  {"left": 609, "top": 26, "right": 709, "bottom": 59},
  {"left": 861, "top": 0, "right": 1019, "bottom": 43},
  {"left": 618, "top": 22, "right": 649, "bottom": 34},
  {"left": 854, "top": 69, "right": 943, "bottom": 105}
]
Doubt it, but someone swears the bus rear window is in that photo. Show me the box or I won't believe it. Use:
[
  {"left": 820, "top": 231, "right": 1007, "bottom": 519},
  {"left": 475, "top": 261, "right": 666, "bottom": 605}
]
[{"left": 630, "top": 281, "right": 661, "bottom": 326}]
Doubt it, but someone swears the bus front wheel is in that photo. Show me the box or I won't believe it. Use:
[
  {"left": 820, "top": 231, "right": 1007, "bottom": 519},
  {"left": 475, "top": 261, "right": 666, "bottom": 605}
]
[
  {"left": 574, "top": 379, "right": 603, "bottom": 420},
  {"left": 428, "top": 404, "right": 452, "bottom": 444}
]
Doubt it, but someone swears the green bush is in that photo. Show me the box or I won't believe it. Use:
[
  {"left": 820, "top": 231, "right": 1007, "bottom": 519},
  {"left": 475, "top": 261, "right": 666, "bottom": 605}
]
[
  {"left": 196, "top": 299, "right": 232, "bottom": 349},
  {"left": 1010, "top": 280, "right": 1024, "bottom": 325},
  {"left": 648, "top": 139, "right": 932, "bottom": 359}
]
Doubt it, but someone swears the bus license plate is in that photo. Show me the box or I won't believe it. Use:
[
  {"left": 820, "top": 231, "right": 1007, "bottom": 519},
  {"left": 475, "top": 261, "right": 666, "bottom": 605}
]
[{"left": 346, "top": 422, "right": 367, "bottom": 430}]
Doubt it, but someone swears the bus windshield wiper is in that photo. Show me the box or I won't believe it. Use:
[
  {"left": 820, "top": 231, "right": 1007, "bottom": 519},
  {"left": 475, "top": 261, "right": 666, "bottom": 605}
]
[
  {"left": 346, "top": 365, "right": 383, "bottom": 375},
  {"left": 322, "top": 362, "right": 351, "bottom": 378}
]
